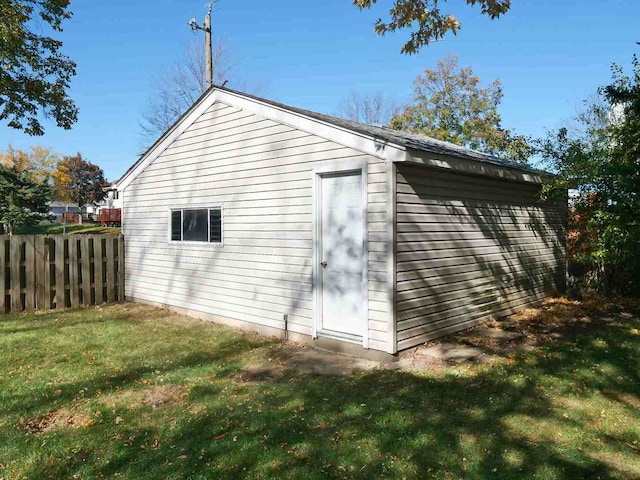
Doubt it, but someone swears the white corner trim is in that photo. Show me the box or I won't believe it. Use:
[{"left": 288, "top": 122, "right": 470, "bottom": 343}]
[
  {"left": 386, "top": 161, "right": 398, "bottom": 354},
  {"left": 361, "top": 162, "right": 369, "bottom": 350},
  {"left": 312, "top": 170, "right": 319, "bottom": 341}
]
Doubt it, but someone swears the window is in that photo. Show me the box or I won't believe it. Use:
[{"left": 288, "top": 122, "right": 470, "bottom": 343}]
[
  {"left": 170, "top": 207, "right": 222, "bottom": 244},
  {"left": 113, "top": 190, "right": 119, "bottom": 200}
]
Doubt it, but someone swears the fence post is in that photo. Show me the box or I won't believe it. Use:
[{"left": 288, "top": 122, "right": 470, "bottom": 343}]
[{"left": 118, "top": 235, "right": 125, "bottom": 302}]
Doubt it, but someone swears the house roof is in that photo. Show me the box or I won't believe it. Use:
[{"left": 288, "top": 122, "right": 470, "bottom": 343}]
[
  {"left": 225, "top": 87, "right": 543, "bottom": 175},
  {"left": 50, "top": 201, "right": 80, "bottom": 208},
  {"left": 116, "top": 86, "right": 545, "bottom": 189}
]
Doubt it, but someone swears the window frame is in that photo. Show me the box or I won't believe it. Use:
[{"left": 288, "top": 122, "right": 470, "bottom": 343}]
[{"left": 167, "top": 204, "right": 224, "bottom": 246}]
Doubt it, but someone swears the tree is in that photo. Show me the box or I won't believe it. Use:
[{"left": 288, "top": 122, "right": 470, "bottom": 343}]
[
  {"left": 336, "top": 91, "right": 399, "bottom": 125},
  {"left": 140, "top": 37, "right": 265, "bottom": 145},
  {"left": 390, "top": 54, "right": 531, "bottom": 162},
  {"left": 0, "top": 164, "right": 52, "bottom": 234},
  {"left": 0, "top": 144, "right": 60, "bottom": 182},
  {"left": 0, "top": 0, "right": 78, "bottom": 135},
  {"left": 53, "top": 154, "right": 107, "bottom": 223},
  {"left": 537, "top": 55, "right": 640, "bottom": 295},
  {"left": 353, "top": 0, "right": 511, "bottom": 54}
]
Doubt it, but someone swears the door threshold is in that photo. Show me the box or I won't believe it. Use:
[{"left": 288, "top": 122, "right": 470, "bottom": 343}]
[{"left": 317, "top": 329, "right": 362, "bottom": 344}]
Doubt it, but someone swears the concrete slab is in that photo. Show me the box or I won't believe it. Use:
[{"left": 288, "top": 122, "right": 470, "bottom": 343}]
[
  {"left": 416, "top": 343, "right": 486, "bottom": 364},
  {"left": 465, "top": 327, "right": 523, "bottom": 341},
  {"left": 286, "top": 349, "right": 379, "bottom": 375}
]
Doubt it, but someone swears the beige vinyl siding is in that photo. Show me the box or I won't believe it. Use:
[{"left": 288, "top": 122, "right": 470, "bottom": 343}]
[
  {"left": 123, "top": 101, "right": 391, "bottom": 352},
  {"left": 395, "top": 163, "right": 566, "bottom": 351}
]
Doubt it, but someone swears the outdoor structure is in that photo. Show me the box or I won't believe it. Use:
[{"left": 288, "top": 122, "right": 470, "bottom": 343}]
[
  {"left": 49, "top": 201, "right": 81, "bottom": 220},
  {"left": 116, "top": 87, "right": 566, "bottom": 356},
  {"left": 87, "top": 185, "right": 123, "bottom": 225}
]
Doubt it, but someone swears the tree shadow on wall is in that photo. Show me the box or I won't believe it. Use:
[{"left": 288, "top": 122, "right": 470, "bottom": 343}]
[{"left": 396, "top": 164, "right": 567, "bottom": 342}]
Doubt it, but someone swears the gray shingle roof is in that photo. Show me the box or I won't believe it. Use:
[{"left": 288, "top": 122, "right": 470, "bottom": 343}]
[
  {"left": 227, "top": 87, "right": 542, "bottom": 175},
  {"left": 116, "top": 85, "right": 543, "bottom": 186}
]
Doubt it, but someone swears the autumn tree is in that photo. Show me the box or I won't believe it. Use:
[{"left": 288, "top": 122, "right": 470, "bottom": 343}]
[
  {"left": 336, "top": 91, "right": 399, "bottom": 125},
  {"left": 53, "top": 154, "right": 107, "bottom": 223},
  {"left": 353, "top": 0, "right": 511, "bottom": 54},
  {"left": 0, "top": 0, "right": 78, "bottom": 135},
  {"left": 390, "top": 54, "right": 531, "bottom": 162},
  {"left": 0, "top": 164, "right": 52, "bottom": 234},
  {"left": 0, "top": 144, "right": 60, "bottom": 182},
  {"left": 537, "top": 54, "right": 640, "bottom": 295},
  {"left": 140, "top": 37, "right": 265, "bottom": 145}
]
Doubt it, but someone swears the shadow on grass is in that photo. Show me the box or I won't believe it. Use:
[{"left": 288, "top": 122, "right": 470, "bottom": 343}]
[{"left": 3, "top": 303, "right": 639, "bottom": 480}]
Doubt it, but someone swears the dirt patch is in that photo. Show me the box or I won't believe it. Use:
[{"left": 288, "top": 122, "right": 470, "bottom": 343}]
[
  {"left": 395, "top": 351, "right": 451, "bottom": 371},
  {"left": 411, "top": 295, "right": 640, "bottom": 366},
  {"left": 236, "top": 366, "right": 283, "bottom": 383},
  {"left": 142, "top": 385, "right": 186, "bottom": 409},
  {"left": 100, "top": 385, "right": 187, "bottom": 410},
  {"left": 492, "top": 295, "right": 634, "bottom": 345},
  {"left": 101, "top": 388, "right": 144, "bottom": 409},
  {"left": 20, "top": 409, "right": 93, "bottom": 435}
]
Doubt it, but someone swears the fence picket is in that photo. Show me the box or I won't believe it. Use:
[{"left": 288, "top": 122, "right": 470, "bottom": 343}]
[
  {"left": 69, "top": 238, "right": 79, "bottom": 308},
  {"left": 35, "top": 236, "right": 46, "bottom": 309},
  {"left": 81, "top": 236, "right": 91, "bottom": 305},
  {"left": 106, "top": 237, "right": 116, "bottom": 302},
  {"left": 44, "top": 237, "right": 52, "bottom": 309},
  {"left": 94, "top": 236, "right": 104, "bottom": 304},
  {"left": 55, "top": 236, "right": 65, "bottom": 309},
  {"left": 24, "top": 236, "right": 35, "bottom": 310},
  {"left": 10, "top": 236, "right": 22, "bottom": 312},
  {"left": 0, "top": 238, "right": 5, "bottom": 314}
]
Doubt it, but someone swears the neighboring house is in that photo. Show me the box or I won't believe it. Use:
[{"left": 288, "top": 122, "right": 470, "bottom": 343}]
[
  {"left": 116, "top": 87, "right": 566, "bottom": 357},
  {"left": 87, "top": 185, "right": 122, "bottom": 215},
  {"left": 102, "top": 185, "right": 122, "bottom": 210},
  {"left": 49, "top": 201, "right": 81, "bottom": 217}
]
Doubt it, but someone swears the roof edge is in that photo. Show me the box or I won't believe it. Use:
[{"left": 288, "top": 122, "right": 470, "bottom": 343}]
[{"left": 115, "top": 86, "right": 550, "bottom": 190}]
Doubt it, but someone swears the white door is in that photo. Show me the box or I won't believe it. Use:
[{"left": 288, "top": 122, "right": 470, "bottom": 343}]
[{"left": 319, "top": 171, "right": 365, "bottom": 336}]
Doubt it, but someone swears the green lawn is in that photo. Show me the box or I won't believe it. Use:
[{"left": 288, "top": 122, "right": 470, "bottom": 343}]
[
  {"left": 0, "top": 300, "right": 638, "bottom": 479},
  {"left": 15, "top": 223, "right": 121, "bottom": 235}
]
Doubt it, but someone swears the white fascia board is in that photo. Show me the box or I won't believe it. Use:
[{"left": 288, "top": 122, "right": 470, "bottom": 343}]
[{"left": 118, "top": 88, "right": 408, "bottom": 191}]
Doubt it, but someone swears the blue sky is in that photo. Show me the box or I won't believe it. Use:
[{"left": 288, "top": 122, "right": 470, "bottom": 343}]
[{"left": 1, "top": 0, "right": 638, "bottom": 181}]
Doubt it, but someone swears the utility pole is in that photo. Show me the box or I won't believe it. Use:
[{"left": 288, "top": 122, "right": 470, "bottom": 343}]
[
  {"left": 203, "top": 3, "right": 212, "bottom": 89},
  {"left": 188, "top": 2, "right": 216, "bottom": 89}
]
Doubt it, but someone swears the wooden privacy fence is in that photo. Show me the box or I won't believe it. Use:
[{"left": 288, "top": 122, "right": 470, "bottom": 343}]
[{"left": 0, "top": 235, "right": 124, "bottom": 314}]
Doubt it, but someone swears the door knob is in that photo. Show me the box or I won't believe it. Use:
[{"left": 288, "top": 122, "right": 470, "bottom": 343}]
[{"left": 320, "top": 261, "right": 327, "bottom": 268}]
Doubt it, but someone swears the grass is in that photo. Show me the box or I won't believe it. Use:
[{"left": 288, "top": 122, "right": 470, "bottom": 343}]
[
  {"left": 15, "top": 223, "right": 121, "bottom": 235},
  {"left": 0, "top": 299, "right": 638, "bottom": 479}
]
